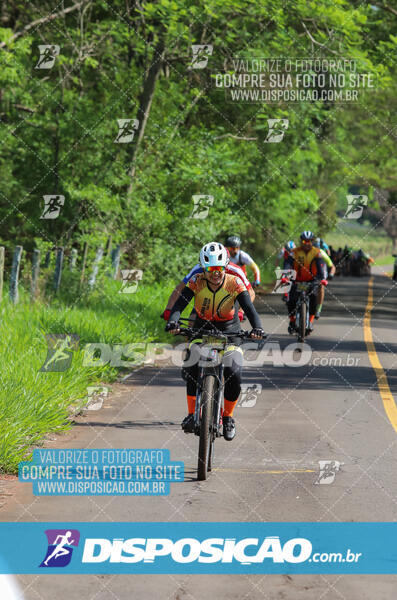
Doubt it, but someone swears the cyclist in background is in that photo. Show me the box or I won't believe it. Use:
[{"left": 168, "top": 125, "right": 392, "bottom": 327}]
[
  {"left": 313, "top": 238, "right": 336, "bottom": 319},
  {"left": 315, "top": 237, "right": 331, "bottom": 256},
  {"left": 166, "top": 242, "right": 264, "bottom": 441},
  {"left": 284, "top": 240, "right": 296, "bottom": 256},
  {"left": 341, "top": 245, "right": 353, "bottom": 276},
  {"left": 283, "top": 231, "right": 327, "bottom": 334},
  {"left": 225, "top": 235, "right": 261, "bottom": 288},
  {"left": 277, "top": 241, "right": 296, "bottom": 303},
  {"left": 275, "top": 240, "right": 295, "bottom": 267}
]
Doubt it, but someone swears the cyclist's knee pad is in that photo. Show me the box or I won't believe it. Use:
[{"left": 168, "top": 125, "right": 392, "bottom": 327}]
[{"left": 223, "top": 345, "right": 243, "bottom": 368}]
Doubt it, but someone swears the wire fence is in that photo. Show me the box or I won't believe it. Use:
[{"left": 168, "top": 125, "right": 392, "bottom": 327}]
[{"left": 0, "top": 240, "right": 122, "bottom": 304}]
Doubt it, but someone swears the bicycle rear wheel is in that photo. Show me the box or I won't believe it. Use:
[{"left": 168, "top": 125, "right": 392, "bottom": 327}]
[{"left": 197, "top": 374, "right": 215, "bottom": 481}]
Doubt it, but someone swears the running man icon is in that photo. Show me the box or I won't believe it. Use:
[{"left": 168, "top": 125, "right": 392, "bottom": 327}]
[
  {"left": 40, "top": 529, "right": 80, "bottom": 568},
  {"left": 44, "top": 532, "right": 74, "bottom": 565},
  {"left": 39, "top": 334, "right": 79, "bottom": 372},
  {"left": 35, "top": 45, "right": 60, "bottom": 69}
]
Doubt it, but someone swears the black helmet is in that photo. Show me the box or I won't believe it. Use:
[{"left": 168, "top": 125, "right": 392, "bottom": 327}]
[
  {"left": 225, "top": 235, "right": 242, "bottom": 247},
  {"left": 300, "top": 230, "right": 315, "bottom": 242}
]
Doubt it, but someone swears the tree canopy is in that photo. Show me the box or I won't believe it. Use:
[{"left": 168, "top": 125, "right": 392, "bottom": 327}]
[{"left": 0, "top": 0, "right": 396, "bottom": 275}]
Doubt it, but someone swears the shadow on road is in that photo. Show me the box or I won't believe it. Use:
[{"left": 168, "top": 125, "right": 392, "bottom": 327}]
[
  {"left": 74, "top": 419, "right": 180, "bottom": 429},
  {"left": 121, "top": 361, "right": 394, "bottom": 393}
]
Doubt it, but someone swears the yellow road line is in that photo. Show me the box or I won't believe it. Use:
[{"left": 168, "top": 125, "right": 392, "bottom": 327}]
[{"left": 364, "top": 276, "right": 397, "bottom": 434}]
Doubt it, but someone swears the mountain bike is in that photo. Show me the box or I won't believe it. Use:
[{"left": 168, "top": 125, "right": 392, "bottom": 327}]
[
  {"left": 177, "top": 318, "right": 264, "bottom": 481},
  {"left": 293, "top": 280, "right": 319, "bottom": 343}
]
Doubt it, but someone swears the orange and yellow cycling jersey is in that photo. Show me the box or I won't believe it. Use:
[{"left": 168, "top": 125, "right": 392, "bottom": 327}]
[
  {"left": 187, "top": 273, "right": 246, "bottom": 321},
  {"left": 290, "top": 246, "right": 322, "bottom": 281}
]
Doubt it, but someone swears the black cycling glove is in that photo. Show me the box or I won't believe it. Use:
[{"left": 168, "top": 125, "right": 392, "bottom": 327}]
[{"left": 250, "top": 328, "right": 265, "bottom": 338}]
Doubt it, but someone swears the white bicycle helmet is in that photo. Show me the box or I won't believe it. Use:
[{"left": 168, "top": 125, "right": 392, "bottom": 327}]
[
  {"left": 300, "top": 230, "right": 315, "bottom": 242},
  {"left": 199, "top": 242, "right": 229, "bottom": 268}
]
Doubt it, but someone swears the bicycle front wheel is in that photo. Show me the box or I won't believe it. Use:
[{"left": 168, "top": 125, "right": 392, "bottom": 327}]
[
  {"left": 197, "top": 374, "right": 215, "bottom": 481},
  {"left": 298, "top": 301, "right": 306, "bottom": 343},
  {"left": 207, "top": 377, "right": 220, "bottom": 472}
]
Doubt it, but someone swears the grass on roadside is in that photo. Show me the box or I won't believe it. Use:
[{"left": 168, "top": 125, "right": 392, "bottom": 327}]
[{"left": 0, "top": 275, "right": 173, "bottom": 473}]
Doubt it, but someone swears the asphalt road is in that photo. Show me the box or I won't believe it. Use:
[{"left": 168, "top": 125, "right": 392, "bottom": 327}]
[{"left": 1, "top": 272, "right": 397, "bottom": 599}]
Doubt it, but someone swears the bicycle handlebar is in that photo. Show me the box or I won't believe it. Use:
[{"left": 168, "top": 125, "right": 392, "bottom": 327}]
[
  {"left": 170, "top": 319, "right": 267, "bottom": 342},
  {"left": 177, "top": 327, "right": 253, "bottom": 339}
]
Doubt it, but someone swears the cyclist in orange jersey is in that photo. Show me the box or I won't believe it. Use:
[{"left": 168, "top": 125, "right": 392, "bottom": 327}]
[
  {"left": 283, "top": 231, "right": 327, "bottom": 334},
  {"left": 166, "top": 242, "right": 264, "bottom": 441}
]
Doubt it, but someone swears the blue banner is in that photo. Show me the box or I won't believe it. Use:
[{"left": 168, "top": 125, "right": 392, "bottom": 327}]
[{"left": 0, "top": 522, "right": 396, "bottom": 574}]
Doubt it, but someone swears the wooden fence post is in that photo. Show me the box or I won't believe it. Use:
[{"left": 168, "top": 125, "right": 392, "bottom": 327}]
[
  {"left": 80, "top": 242, "right": 88, "bottom": 286},
  {"left": 30, "top": 249, "right": 40, "bottom": 301},
  {"left": 9, "top": 245, "right": 22, "bottom": 304},
  {"left": 53, "top": 247, "right": 64, "bottom": 293},
  {"left": 0, "top": 247, "right": 4, "bottom": 302},
  {"left": 111, "top": 245, "right": 121, "bottom": 279},
  {"left": 88, "top": 246, "right": 104, "bottom": 288},
  {"left": 44, "top": 250, "right": 51, "bottom": 268},
  {"left": 105, "top": 235, "right": 112, "bottom": 259},
  {"left": 70, "top": 248, "right": 78, "bottom": 270}
]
